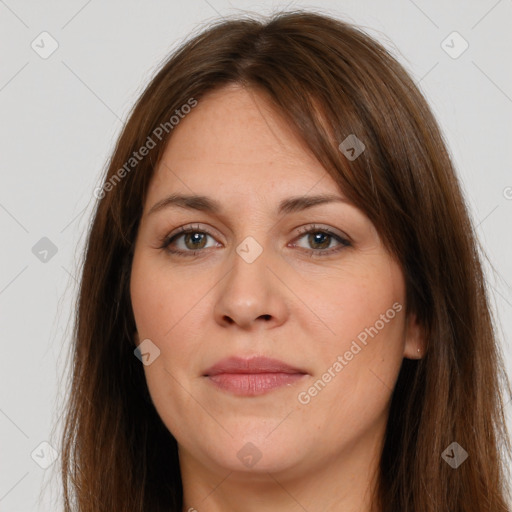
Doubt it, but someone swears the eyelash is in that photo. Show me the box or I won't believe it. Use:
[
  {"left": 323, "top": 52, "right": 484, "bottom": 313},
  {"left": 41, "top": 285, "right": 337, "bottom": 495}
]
[{"left": 158, "top": 223, "right": 351, "bottom": 258}]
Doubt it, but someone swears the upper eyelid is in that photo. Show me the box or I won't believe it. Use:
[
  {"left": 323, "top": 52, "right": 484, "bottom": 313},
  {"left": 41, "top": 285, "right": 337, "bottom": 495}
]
[{"left": 167, "top": 222, "right": 346, "bottom": 237}]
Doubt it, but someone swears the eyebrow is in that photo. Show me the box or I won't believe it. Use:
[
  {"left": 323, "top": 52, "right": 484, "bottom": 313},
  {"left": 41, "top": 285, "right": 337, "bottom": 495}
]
[{"left": 147, "top": 193, "right": 348, "bottom": 217}]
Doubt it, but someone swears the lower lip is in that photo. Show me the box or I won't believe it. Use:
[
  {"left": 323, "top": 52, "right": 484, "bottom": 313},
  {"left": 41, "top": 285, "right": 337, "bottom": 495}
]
[{"left": 206, "top": 372, "right": 306, "bottom": 396}]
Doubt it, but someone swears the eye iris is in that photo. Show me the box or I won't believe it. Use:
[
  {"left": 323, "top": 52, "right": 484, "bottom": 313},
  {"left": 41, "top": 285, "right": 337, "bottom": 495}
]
[
  {"left": 185, "top": 232, "right": 207, "bottom": 250},
  {"left": 308, "top": 232, "right": 330, "bottom": 249}
]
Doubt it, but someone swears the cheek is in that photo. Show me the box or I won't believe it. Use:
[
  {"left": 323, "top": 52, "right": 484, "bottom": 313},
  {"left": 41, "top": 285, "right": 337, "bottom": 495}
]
[
  {"left": 293, "top": 258, "right": 406, "bottom": 423},
  {"left": 295, "top": 320, "right": 406, "bottom": 452},
  {"left": 293, "top": 255, "right": 406, "bottom": 353},
  {"left": 130, "top": 251, "right": 162, "bottom": 336},
  {"left": 130, "top": 253, "right": 203, "bottom": 438},
  {"left": 130, "top": 251, "right": 211, "bottom": 382},
  {"left": 130, "top": 250, "right": 204, "bottom": 340}
]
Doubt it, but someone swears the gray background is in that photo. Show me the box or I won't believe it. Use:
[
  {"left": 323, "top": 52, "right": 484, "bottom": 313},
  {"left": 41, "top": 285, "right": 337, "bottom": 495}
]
[{"left": 1, "top": 0, "right": 511, "bottom": 510}]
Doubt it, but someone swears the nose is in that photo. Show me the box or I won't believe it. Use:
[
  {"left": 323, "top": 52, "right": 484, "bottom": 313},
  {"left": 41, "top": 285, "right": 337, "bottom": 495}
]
[{"left": 213, "top": 242, "right": 289, "bottom": 331}]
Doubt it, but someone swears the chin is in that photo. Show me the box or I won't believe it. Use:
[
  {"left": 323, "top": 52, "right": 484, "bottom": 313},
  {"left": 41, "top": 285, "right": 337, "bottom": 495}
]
[
  {"left": 185, "top": 428, "right": 308, "bottom": 476},
  {"left": 211, "top": 438, "right": 304, "bottom": 475}
]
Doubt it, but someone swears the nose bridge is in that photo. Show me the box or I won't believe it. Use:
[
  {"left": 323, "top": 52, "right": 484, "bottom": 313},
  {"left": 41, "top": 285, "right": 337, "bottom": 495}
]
[
  {"left": 214, "top": 232, "right": 287, "bottom": 328},
  {"left": 226, "top": 234, "right": 272, "bottom": 305}
]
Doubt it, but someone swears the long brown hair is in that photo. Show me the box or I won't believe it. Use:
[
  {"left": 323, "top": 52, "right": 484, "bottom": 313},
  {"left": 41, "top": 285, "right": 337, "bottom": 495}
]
[{"left": 58, "top": 9, "right": 512, "bottom": 511}]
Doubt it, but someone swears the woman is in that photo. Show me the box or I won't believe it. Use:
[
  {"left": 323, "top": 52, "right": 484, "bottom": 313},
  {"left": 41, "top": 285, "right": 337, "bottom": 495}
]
[{"left": 59, "top": 10, "right": 512, "bottom": 512}]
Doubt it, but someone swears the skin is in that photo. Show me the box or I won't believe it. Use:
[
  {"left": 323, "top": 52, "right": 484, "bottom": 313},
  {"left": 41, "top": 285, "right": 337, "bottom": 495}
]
[{"left": 130, "top": 84, "right": 424, "bottom": 512}]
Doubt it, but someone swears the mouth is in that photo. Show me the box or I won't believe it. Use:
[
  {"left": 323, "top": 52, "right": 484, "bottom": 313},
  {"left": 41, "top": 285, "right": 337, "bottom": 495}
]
[{"left": 203, "top": 356, "right": 308, "bottom": 396}]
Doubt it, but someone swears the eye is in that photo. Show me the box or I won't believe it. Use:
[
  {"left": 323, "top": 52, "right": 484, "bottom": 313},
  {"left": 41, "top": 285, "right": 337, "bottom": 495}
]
[
  {"left": 291, "top": 224, "right": 351, "bottom": 257},
  {"left": 159, "top": 224, "right": 220, "bottom": 257},
  {"left": 159, "top": 223, "right": 351, "bottom": 257}
]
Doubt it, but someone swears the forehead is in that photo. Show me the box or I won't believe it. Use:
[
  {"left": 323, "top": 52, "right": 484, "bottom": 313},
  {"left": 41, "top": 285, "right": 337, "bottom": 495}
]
[{"left": 146, "top": 85, "right": 342, "bottom": 209}]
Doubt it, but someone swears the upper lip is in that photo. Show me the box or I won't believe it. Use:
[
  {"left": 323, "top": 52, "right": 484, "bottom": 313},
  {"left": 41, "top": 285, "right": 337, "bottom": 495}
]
[{"left": 203, "top": 356, "right": 308, "bottom": 376}]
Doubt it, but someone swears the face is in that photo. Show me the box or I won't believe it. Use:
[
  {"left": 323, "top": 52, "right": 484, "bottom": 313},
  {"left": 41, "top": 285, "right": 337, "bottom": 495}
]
[{"left": 130, "top": 84, "right": 422, "bottom": 481}]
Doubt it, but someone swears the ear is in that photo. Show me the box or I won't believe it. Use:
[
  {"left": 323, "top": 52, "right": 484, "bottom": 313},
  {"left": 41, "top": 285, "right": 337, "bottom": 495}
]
[
  {"left": 134, "top": 331, "right": 140, "bottom": 347},
  {"left": 403, "top": 312, "right": 425, "bottom": 359}
]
